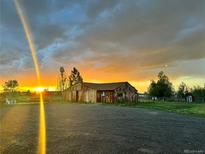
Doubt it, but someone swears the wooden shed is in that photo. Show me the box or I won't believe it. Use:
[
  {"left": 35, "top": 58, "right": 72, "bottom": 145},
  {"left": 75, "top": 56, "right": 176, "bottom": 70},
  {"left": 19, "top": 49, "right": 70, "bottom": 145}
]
[{"left": 63, "top": 82, "right": 138, "bottom": 103}]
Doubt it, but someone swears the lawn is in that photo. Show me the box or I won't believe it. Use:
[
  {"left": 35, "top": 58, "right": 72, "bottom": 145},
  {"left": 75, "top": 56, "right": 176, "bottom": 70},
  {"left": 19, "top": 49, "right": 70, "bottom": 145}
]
[{"left": 115, "top": 101, "right": 205, "bottom": 118}]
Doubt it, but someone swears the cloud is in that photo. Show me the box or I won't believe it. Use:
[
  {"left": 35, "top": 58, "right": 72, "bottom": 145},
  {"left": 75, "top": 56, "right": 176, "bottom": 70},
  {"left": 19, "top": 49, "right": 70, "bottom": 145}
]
[
  {"left": 0, "top": 49, "right": 21, "bottom": 65},
  {"left": 0, "top": 0, "right": 205, "bottom": 90}
]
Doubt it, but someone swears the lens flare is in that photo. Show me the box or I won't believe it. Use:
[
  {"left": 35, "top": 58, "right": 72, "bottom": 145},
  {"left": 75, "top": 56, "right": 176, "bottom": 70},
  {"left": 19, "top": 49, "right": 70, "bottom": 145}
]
[
  {"left": 14, "top": 0, "right": 46, "bottom": 154},
  {"left": 39, "top": 93, "right": 46, "bottom": 154}
]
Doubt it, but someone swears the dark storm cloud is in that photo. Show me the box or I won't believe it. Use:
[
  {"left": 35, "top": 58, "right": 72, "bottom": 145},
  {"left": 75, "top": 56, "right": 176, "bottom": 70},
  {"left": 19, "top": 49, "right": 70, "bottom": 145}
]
[
  {"left": 34, "top": 24, "right": 66, "bottom": 49},
  {"left": 0, "top": 0, "right": 205, "bottom": 81},
  {"left": 85, "top": 0, "right": 119, "bottom": 19},
  {"left": 0, "top": 49, "right": 20, "bottom": 65},
  {"left": 51, "top": 0, "right": 205, "bottom": 73}
]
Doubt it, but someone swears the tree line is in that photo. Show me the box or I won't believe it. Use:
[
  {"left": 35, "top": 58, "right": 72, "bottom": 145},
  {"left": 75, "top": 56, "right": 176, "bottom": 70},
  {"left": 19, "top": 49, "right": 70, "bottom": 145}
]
[
  {"left": 148, "top": 71, "right": 205, "bottom": 99},
  {"left": 1, "top": 69, "right": 205, "bottom": 100}
]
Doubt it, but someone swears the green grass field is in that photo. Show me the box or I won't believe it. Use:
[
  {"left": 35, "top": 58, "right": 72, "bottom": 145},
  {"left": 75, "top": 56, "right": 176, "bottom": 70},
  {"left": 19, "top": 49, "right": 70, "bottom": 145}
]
[{"left": 114, "top": 101, "right": 205, "bottom": 118}]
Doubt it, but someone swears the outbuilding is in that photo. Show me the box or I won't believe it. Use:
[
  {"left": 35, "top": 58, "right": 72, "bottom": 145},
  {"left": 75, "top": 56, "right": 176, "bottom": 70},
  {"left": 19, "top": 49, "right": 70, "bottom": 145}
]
[
  {"left": 185, "top": 92, "right": 194, "bottom": 103},
  {"left": 64, "top": 82, "right": 138, "bottom": 103}
]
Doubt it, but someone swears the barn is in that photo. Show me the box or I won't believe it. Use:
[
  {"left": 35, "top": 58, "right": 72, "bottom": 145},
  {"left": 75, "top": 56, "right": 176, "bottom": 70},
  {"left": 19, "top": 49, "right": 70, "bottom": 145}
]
[{"left": 63, "top": 82, "right": 138, "bottom": 103}]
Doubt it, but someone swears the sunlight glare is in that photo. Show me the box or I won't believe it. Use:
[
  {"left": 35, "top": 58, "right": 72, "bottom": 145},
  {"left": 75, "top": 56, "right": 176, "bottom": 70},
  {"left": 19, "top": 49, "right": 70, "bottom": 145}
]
[
  {"left": 34, "top": 87, "right": 45, "bottom": 93},
  {"left": 14, "top": 0, "right": 46, "bottom": 154}
]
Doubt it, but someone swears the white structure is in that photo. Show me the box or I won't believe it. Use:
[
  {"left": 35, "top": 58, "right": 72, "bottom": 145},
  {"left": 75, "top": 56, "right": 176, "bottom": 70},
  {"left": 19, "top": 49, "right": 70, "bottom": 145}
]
[{"left": 5, "top": 98, "right": 16, "bottom": 104}]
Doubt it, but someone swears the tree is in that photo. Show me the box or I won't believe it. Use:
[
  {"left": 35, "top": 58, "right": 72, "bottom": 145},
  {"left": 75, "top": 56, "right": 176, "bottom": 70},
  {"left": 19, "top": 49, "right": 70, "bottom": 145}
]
[
  {"left": 191, "top": 86, "right": 205, "bottom": 97},
  {"left": 3, "top": 80, "right": 19, "bottom": 92},
  {"left": 69, "top": 67, "right": 83, "bottom": 86},
  {"left": 177, "top": 82, "right": 188, "bottom": 98},
  {"left": 148, "top": 80, "right": 158, "bottom": 97},
  {"left": 148, "top": 71, "right": 173, "bottom": 97}
]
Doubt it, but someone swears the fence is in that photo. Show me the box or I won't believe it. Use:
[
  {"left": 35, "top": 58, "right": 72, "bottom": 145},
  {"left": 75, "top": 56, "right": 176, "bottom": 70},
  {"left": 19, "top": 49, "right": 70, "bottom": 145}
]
[{"left": 138, "top": 95, "right": 205, "bottom": 103}]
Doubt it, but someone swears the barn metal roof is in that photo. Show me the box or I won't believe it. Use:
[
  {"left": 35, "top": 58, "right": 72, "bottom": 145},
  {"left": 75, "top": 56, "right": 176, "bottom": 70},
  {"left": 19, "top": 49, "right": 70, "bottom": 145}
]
[{"left": 83, "top": 82, "right": 137, "bottom": 91}]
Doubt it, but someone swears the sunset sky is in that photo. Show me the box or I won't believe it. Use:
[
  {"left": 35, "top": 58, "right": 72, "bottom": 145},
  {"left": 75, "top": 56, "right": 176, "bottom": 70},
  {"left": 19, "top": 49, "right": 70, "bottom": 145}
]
[{"left": 0, "top": 0, "right": 205, "bottom": 92}]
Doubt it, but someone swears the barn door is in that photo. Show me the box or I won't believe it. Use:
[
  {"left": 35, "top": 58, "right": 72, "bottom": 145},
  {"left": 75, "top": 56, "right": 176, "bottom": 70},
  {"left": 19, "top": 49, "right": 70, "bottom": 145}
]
[{"left": 76, "top": 91, "right": 79, "bottom": 102}]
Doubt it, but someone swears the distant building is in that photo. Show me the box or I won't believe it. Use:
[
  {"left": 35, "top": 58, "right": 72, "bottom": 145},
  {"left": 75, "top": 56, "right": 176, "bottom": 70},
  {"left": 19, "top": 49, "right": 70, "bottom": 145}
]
[
  {"left": 185, "top": 92, "right": 194, "bottom": 103},
  {"left": 64, "top": 82, "right": 138, "bottom": 103}
]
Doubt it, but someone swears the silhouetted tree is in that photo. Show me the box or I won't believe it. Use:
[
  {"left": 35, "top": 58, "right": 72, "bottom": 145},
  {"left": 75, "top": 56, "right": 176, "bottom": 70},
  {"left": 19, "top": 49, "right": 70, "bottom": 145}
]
[
  {"left": 177, "top": 82, "right": 188, "bottom": 98},
  {"left": 3, "top": 80, "right": 19, "bottom": 92},
  {"left": 69, "top": 67, "right": 83, "bottom": 86},
  {"left": 191, "top": 86, "right": 205, "bottom": 97},
  {"left": 148, "top": 80, "right": 158, "bottom": 97},
  {"left": 148, "top": 71, "right": 173, "bottom": 97}
]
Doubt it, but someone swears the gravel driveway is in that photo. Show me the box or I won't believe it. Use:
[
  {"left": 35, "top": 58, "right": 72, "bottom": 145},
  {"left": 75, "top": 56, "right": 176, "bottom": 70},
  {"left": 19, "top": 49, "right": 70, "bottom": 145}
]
[{"left": 1, "top": 103, "right": 205, "bottom": 154}]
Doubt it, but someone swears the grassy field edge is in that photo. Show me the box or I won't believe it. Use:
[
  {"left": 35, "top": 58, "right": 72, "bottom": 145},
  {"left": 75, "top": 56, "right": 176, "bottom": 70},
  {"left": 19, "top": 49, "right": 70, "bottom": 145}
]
[{"left": 105, "top": 101, "right": 205, "bottom": 118}]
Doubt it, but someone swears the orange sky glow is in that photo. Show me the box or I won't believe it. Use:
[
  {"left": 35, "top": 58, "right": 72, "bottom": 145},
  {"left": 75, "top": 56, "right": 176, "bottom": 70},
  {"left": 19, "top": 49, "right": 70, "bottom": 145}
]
[
  {"left": 1, "top": 67, "right": 204, "bottom": 93},
  {"left": 0, "top": 0, "right": 205, "bottom": 93}
]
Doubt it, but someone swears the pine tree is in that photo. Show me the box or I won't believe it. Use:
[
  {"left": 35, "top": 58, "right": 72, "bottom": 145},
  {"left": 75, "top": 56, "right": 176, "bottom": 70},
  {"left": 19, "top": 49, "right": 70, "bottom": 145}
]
[{"left": 69, "top": 67, "right": 83, "bottom": 86}]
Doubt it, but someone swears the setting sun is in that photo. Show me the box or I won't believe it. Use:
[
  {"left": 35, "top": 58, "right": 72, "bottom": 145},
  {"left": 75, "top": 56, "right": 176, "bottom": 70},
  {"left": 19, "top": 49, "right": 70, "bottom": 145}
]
[
  {"left": 32, "top": 86, "right": 56, "bottom": 92},
  {"left": 33, "top": 87, "right": 45, "bottom": 92}
]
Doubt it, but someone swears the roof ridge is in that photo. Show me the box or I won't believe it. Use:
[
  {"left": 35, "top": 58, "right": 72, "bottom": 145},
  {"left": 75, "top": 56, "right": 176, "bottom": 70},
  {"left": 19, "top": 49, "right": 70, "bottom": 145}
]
[
  {"left": 83, "top": 81, "right": 128, "bottom": 84},
  {"left": 82, "top": 82, "right": 133, "bottom": 91}
]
